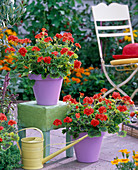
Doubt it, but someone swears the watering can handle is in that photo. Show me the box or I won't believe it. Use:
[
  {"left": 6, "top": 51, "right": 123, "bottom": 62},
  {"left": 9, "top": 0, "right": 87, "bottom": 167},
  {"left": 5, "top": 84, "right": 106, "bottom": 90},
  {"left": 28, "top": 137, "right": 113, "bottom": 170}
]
[{"left": 16, "top": 127, "right": 43, "bottom": 155}]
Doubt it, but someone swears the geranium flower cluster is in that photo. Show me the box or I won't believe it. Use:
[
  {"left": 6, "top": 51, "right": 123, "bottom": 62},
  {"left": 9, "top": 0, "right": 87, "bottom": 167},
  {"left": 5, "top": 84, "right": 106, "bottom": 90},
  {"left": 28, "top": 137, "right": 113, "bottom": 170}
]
[
  {"left": 5, "top": 28, "right": 82, "bottom": 79},
  {"left": 53, "top": 89, "right": 135, "bottom": 139},
  {"left": 0, "top": 113, "right": 19, "bottom": 151}
]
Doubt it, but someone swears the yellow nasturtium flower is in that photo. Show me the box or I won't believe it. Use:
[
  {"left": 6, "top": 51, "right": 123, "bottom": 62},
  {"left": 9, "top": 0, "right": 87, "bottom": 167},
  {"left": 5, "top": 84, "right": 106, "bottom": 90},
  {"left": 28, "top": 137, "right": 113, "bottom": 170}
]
[
  {"left": 124, "top": 29, "right": 138, "bottom": 41},
  {"left": 119, "top": 149, "right": 128, "bottom": 153},
  {"left": 119, "top": 158, "right": 130, "bottom": 163},
  {"left": 111, "top": 159, "right": 119, "bottom": 165}
]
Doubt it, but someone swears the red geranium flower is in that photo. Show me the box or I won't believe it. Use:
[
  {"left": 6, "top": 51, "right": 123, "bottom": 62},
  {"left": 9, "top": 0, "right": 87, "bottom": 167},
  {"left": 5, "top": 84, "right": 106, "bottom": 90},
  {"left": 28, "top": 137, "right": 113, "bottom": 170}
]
[
  {"left": 18, "top": 47, "right": 27, "bottom": 57},
  {"left": 98, "top": 106, "right": 107, "bottom": 114},
  {"left": 76, "top": 106, "right": 79, "bottom": 109},
  {"left": 5, "top": 47, "right": 16, "bottom": 53},
  {"left": 95, "top": 113, "right": 100, "bottom": 119},
  {"left": 69, "top": 98, "right": 78, "bottom": 104},
  {"left": 93, "top": 93, "right": 102, "bottom": 100},
  {"left": 74, "top": 60, "right": 81, "bottom": 69},
  {"left": 129, "top": 100, "right": 134, "bottom": 105},
  {"left": 32, "top": 46, "right": 40, "bottom": 51},
  {"left": 98, "top": 98, "right": 103, "bottom": 102},
  {"left": 44, "top": 37, "right": 53, "bottom": 42},
  {"left": 0, "top": 138, "right": 3, "bottom": 142},
  {"left": 84, "top": 108, "right": 94, "bottom": 116},
  {"left": 83, "top": 97, "right": 93, "bottom": 105},
  {"left": 41, "top": 28, "right": 47, "bottom": 32},
  {"left": 62, "top": 37, "right": 68, "bottom": 42},
  {"left": 75, "top": 113, "right": 80, "bottom": 119},
  {"left": 117, "top": 105, "right": 128, "bottom": 112},
  {"left": 35, "top": 33, "right": 42, "bottom": 39},
  {"left": 67, "top": 51, "right": 74, "bottom": 56},
  {"left": 75, "top": 43, "right": 81, "bottom": 48},
  {"left": 108, "top": 106, "right": 112, "bottom": 109},
  {"left": 55, "top": 33, "right": 63, "bottom": 39},
  {"left": 8, "top": 35, "right": 18, "bottom": 42},
  {"left": 64, "top": 116, "right": 72, "bottom": 123},
  {"left": 24, "top": 66, "right": 29, "bottom": 69},
  {"left": 105, "top": 99, "right": 112, "bottom": 105},
  {"left": 51, "top": 51, "right": 58, "bottom": 56},
  {"left": 0, "top": 113, "right": 7, "bottom": 121},
  {"left": 79, "top": 92, "right": 84, "bottom": 97},
  {"left": 0, "top": 126, "right": 4, "bottom": 130},
  {"left": 99, "top": 114, "right": 108, "bottom": 121},
  {"left": 53, "top": 119, "right": 62, "bottom": 126},
  {"left": 63, "top": 95, "right": 72, "bottom": 102},
  {"left": 101, "top": 88, "right": 107, "bottom": 93},
  {"left": 37, "top": 56, "right": 43, "bottom": 62},
  {"left": 112, "top": 92, "right": 121, "bottom": 99},
  {"left": 23, "top": 38, "right": 31, "bottom": 44},
  {"left": 130, "top": 112, "right": 135, "bottom": 117},
  {"left": 68, "top": 37, "right": 74, "bottom": 43},
  {"left": 43, "top": 56, "right": 52, "bottom": 64},
  {"left": 8, "top": 120, "right": 17, "bottom": 126},
  {"left": 91, "top": 119, "right": 99, "bottom": 127},
  {"left": 60, "top": 48, "right": 69, "bottom": 55}
]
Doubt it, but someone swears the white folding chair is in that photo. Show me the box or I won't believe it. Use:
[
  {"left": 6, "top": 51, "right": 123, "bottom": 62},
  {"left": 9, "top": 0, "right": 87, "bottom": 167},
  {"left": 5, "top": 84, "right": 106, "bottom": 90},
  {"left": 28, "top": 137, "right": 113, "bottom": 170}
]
[{"left": 92, "top": 3, "right": 138, "bottom": 104}]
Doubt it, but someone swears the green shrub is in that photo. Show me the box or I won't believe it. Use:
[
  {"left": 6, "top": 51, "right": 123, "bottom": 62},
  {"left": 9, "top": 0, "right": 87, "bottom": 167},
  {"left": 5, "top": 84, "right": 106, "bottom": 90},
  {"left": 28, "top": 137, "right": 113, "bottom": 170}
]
[{"left": 0, "top": 145, "right": 22, "bottom": 170}]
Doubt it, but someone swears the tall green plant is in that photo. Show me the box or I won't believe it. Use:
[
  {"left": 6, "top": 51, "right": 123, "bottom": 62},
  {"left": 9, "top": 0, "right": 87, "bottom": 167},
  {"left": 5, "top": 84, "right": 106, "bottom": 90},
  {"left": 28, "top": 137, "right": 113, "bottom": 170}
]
[{"left": 0, "top": 0, "right": 26, "bottom": 27}]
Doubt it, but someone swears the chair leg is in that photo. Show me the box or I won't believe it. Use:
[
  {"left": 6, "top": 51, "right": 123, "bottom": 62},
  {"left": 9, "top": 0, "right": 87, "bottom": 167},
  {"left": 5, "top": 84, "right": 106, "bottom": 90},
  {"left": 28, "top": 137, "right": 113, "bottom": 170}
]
[
  {"left": 131, "top": 88, "right": 138, "bottom": 99},
  {"left": 43, "top": 131, "right": 50, "bottom": 163},
  {"left": 103, "top": 64, "right": 138, "bottom": 98},
  {"left": 66, "top": 132, "right": 73, "bottom": 158}
]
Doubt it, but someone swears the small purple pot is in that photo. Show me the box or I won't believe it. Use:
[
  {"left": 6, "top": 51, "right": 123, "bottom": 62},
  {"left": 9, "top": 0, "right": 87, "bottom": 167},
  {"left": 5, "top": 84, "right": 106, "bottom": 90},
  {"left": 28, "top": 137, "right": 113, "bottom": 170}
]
[
  {"left": 73, "top": 132, "right": 105, "bottom": 163},
  {"left": 28, "top": 74, "right": 63, "bottom": 106}
]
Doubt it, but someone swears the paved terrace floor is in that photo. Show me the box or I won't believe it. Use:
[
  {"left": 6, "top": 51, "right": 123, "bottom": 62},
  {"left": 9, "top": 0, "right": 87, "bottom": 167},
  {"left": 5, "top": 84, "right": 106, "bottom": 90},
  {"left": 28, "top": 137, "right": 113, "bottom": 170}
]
[{"left": 16, "top": 126, "right": 138, "bottom": 170}]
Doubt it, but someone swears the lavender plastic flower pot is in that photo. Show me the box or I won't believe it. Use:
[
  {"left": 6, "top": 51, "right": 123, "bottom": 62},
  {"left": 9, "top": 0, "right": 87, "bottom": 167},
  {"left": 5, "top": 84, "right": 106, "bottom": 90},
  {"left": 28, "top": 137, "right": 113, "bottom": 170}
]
[
  {"left": 73, "top": 132, "right": 105, "bottom": 163},
  {"left": 28, "top": 74, "right": 63, "bottom": 106}
]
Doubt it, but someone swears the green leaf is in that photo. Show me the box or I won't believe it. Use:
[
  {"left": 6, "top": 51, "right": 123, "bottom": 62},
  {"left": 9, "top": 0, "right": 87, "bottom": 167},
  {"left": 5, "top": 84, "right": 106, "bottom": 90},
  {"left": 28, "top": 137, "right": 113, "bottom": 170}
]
[
  {"left": 76, "top": 0, "right": 82, "bottom": 4},
  {"left": 88, "top": 129, "right": 101, "bottom": 138},
  {"left": 72, "top": 132, "right": 79, "bottom": 139},
  {"left": 62, "top": 129, "right": 67, "bottom": 134},
  {"left": 117, "top": 131, "right": 127, "bottom": 137},
  {"left": 100, "top": 126, "right": 107, "bottom": 132}
]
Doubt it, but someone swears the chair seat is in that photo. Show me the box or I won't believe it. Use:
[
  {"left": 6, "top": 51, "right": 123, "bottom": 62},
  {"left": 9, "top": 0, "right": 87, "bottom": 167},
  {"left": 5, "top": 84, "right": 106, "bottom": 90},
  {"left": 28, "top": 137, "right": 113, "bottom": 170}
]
[{"left": 110, "top": 58, "right": 138, "bottom": 65}]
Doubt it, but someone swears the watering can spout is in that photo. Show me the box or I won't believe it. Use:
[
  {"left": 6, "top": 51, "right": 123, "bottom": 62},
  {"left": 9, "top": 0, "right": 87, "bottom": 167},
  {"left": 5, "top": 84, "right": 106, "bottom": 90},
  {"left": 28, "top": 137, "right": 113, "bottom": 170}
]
[{"left": 42, "top": 134, "right": 88, "bottom": 164}]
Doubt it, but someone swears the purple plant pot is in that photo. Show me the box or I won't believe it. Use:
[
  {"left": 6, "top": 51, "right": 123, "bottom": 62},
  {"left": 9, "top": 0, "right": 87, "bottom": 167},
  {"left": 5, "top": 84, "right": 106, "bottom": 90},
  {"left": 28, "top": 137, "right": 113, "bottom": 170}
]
[
  {"left": 72, "top": 132, "right": 105, "bottom": 163},
  {"left": 28, "top": 74, "right": 63, "bottom": 106}
]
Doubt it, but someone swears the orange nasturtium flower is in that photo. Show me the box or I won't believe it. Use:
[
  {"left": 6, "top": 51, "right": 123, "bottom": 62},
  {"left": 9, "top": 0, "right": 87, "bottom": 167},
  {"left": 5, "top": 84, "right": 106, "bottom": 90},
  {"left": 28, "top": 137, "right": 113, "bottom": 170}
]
[
  {"left": 89, "top": 66, "right": 94, "bottom": 70},
  {"left": 135, "top": 162, "right": 138, "bottom": 166},
  {"left": 84, "top": 78, "right": 88, "bottom": 81},
  {"left": 83, "top": 72, "right": 90, "bottom": 76},
  {"left": 76, "top": 72, "right": 82, "bottom": 78},
  {"left": 71, "top": 77, "right": 81, "bottom": 83},
  {"left": 64, "top": 77, "right": 71, "bottom": 84}
]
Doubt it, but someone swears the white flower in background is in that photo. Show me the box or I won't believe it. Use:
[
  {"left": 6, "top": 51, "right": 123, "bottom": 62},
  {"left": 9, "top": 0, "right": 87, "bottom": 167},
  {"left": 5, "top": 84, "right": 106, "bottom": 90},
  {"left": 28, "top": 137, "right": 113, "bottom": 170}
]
[{"left": 11, "top": 0, "right": 14, "bottom": 4}]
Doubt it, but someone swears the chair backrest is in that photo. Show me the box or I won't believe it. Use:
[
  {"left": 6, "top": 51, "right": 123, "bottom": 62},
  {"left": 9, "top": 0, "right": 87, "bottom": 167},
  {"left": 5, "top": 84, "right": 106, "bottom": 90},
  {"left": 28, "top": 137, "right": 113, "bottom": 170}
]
[{"left": 92, "top": 3, "right": 134, "bottom": 61}]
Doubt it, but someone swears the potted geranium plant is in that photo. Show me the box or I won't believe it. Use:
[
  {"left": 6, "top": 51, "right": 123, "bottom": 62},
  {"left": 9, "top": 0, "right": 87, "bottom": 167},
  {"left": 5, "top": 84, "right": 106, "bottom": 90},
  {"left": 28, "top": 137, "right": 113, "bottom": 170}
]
[
  {"left": 53, "top": 88, "right": 135, "bottom": 163},
  {"left": 5, "top": 28, "right": 82, "bottom": 105}
]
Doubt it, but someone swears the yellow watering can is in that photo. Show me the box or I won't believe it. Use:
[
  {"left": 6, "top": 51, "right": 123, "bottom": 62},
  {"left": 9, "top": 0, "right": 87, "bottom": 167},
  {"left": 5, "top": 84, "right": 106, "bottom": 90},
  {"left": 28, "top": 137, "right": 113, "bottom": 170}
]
[{"left": 17, "top": 127, "right": 88, "bottom": 170}]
